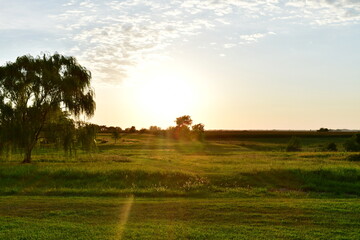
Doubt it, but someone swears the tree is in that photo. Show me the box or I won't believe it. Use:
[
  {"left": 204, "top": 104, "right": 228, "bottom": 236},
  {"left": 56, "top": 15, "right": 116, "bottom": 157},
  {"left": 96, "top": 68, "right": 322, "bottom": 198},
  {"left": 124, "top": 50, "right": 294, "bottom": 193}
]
[
  {"left": 170, "top": 115, "right": 191, "bottom": 140},
  {"left": 317, "top": 128, "right": 330, "bottom": 132},
  {"left": 0, "top": 53, "right": 95, "bottom": 163},
  {"left": 129, "top": 126, "right": 136, "bottom": 133},
  {"left": 175, "top": 115, "right": 192, "bottom": 127},
  {"left": 192, "top": 123, "right": 205, "bottom": 141},
  {"left": 112, "top": 128, "right": 121, "bottom": 143},
  {"left": 41, "top": 108, "right": 77, "bottom": 155},
  {"left": 149, "top": 126, "right": 161, "bottom": 135},
  {"left": 139, "top": 128, "right": 148, "bottom": 134},
  {"left": 76, "top": 122, "right": 97, "bottom": 152}
]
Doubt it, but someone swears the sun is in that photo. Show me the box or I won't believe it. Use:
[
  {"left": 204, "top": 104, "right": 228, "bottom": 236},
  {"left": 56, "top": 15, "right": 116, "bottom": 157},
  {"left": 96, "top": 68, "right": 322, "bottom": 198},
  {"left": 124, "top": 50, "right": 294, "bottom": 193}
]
[{"left": 137, "top": 71, "right": 195, "bottom": 121}]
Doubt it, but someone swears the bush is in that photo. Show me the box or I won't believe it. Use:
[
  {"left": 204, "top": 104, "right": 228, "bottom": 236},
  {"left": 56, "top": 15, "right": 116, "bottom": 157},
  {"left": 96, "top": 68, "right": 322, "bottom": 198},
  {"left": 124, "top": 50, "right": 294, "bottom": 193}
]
[
  {"left": 343, "top": 136, "right": 360, "bottom": 152},
  {"left": 286, "top": 137, "right": 302, "bottom": 152},
  {"left": 192, "top": 123, "right": 205, "bottom": 141},
  {"left": 326, "top": 142, "right": 337, "bottom": 152}
]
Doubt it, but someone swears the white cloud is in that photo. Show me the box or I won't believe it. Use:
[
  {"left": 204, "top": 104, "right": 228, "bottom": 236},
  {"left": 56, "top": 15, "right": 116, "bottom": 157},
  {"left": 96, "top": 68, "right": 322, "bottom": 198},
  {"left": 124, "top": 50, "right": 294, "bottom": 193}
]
[
  {"left": 239, "top": 32, "right": 276, "bottom": 44},
  {"left": 286, "top": 0, "right": 360, "bottom": 25},
  {"left": 224, "top": 43, "right": 237, "bottom": 48},
  {"left": 47, "top": 0, "right": 360, "bottom": 83}
]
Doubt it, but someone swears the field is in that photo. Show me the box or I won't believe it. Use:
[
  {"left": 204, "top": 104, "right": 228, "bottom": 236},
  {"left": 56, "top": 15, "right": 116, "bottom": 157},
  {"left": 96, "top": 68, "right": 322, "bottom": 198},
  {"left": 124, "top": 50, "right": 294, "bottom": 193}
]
[{"left": 1, "top": 132, "right": 360, "bottom": 239}]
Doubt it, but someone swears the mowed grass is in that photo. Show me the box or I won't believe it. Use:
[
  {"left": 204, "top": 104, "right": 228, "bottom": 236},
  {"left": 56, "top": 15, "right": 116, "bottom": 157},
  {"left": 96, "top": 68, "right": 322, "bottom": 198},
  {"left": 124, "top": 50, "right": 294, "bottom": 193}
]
[
  {"left": 1, "top": 196, "right": 359, "bottom": 240},
  {"left": 1, "top": 133, "right": 360, "bottom": 239}
]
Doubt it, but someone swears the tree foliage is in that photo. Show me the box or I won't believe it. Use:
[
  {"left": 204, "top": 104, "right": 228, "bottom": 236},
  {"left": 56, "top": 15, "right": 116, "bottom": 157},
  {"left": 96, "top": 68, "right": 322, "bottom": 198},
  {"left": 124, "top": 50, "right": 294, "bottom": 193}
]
[
  {"left": 343, "top": 134, "right": 360, "bottom": 152},
  {"left": 168, "top": 115, "right": 205, "bottom": 141},
  {"left": 0, "top": 53, "right": 95, "bottom": 163},
  {"left": 111, "top": 128, "right": 121, "bottom": 143},
  {"left": 175, "top": 115, "right": 193, "bottom": 127},
  {"left": 317, "top": 128, "right": 330, "bottom": 132},
  {"left": 76, "top": 122, "right": 98, "bottom": 152},
  {"left": 192, "top": 123, "right": 205, "bottom": 141},
  {"left": 149, "top": 126, "right": 162, "bottom": 135}
]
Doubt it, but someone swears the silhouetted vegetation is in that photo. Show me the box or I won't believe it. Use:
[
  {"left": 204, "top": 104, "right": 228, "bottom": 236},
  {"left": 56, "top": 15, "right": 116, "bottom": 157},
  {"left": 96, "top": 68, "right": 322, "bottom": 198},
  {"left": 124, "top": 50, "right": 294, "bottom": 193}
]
[
  {"left": 344, "top": 134, "right": 360, "bottom": 152},
  {"left": 125, "top": 126, "right": 136, "bottom": 133},
  {"left": 139, "top": 128, "right": 148, "bottom": 134},
  {"left": 111, "top": 128, "right": 121, "bottom": 143},
  {"left": 166, "top": 115, "right": 205, "bottom": 141},
  {"left": 192, "top": 123, "right": 205, "bottom": 141},
  {"left": 76, "top": 123, "right": 98, "bottom": 152},
  {"left": 0, "top": 54, "right": 95, "bottom": 163},
  {"left": 149, "top": 126, "right": 162, "bottom": 136},
  {"left": 317, "top": 127, "right": 330, "bottom": 132},
  {"left": 205, "top": 130, "right": 356, "bottom": 140},
  {"left": 325, "top": 142, "right": 337, "bottom": 151}
]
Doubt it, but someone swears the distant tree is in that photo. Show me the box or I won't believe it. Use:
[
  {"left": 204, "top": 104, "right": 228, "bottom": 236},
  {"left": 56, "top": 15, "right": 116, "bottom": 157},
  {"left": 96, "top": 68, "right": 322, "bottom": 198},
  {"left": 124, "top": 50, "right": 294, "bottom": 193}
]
[
  {"left": 317, "top": 128, "right": 330, "bottom": 132},
  {"left": 176, "top": 115, "right": 193, "bottom": 127},
  {"left": 129, "top": 126, "right": 136, "bottom": 133},
  {"left": 124, "top": 126, "right": 137, "bottom": 133},
  {"left": 149, "top": 126, "right": 161, "bottom": 135},
  {"left": 0, "top": 54, "right": 95, "bottom": 163},
  {"left": 149, "top": 126, "right": 161, "bottom": 131},
  {"left": 286, "top": 137, "right": 302, "bottom": 152},
  {"left": 139, "top": 128, "right": 148, "bottom": 134},
  {"left": 111, "top": 128, "right": 121, "bottom": 143},
  {"left": 192, "top": 123, "right": 205, "bottom": 141},
  {"left": 169, "top": 115, "right": 192, "bottom": 140}
]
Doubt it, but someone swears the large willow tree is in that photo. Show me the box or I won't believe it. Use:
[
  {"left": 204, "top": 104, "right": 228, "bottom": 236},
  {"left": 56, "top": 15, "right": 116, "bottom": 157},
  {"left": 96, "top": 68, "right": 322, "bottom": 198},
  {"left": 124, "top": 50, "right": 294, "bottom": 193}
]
[{"left": 0, "top": 54, "right": 95, "bottom": 163}]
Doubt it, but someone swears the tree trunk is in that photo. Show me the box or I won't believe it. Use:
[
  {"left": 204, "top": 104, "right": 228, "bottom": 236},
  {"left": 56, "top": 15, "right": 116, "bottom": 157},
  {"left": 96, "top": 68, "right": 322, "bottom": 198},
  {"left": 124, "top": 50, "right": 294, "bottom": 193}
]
[
  {"left": 22, "top": 146, "right": 33, "bottom": 164},
  {"left": 22, "top": 123, "right": 44, "bottom": 164}
]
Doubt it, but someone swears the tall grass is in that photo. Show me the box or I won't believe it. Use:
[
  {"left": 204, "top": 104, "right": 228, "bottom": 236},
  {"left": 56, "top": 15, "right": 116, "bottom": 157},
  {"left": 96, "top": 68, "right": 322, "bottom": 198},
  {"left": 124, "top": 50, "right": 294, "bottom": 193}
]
[{"left": 1, "top": 133, "right": 359, "bottom": 197}]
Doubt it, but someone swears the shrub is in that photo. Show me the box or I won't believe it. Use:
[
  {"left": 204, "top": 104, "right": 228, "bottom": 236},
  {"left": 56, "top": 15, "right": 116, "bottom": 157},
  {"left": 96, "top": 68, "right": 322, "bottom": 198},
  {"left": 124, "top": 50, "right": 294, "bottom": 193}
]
[
  {"left": 111, "top": 130, "right": 121, "bottom": 143},
  {"left": 192, "top": 123, "right": 205, "bottom": 141},
  {"left": 326, "top": 142, "right": 337, "bottom": 152},
  {"left": 149, "top": 126, "right": 162, "bottom": 135},
  {"left": 286, "top": 137, "right": 302, "bottom": 152},
  {"left": 343, "top": 136, "right": 360, "bottom": 152}
]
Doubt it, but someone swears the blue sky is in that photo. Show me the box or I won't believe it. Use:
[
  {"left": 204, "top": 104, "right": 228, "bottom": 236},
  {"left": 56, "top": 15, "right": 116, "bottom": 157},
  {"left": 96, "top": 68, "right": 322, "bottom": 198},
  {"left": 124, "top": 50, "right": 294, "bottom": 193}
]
[{"left": 1, "top": 0, "right": 360, "bottom": 129}]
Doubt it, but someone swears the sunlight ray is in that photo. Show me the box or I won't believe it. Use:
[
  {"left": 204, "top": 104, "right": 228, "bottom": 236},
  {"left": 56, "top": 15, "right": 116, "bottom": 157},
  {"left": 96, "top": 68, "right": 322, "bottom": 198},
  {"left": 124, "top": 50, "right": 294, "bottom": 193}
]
[{"left": 115, "top": 195, "right": 134, "bottom": 240}]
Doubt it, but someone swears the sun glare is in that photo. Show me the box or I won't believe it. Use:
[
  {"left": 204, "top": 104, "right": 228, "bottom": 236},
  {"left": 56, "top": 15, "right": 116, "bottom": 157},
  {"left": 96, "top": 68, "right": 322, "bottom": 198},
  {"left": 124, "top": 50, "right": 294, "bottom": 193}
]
[{"left": 137, "top": 71, "right": 195, "bottom": 122}]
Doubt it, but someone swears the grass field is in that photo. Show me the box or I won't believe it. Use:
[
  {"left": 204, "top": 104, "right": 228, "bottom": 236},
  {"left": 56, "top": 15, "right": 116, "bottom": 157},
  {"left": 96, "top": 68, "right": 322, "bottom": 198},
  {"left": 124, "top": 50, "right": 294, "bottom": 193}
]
[{"left": 1, "top": 132, "right": 360, "bottom": 239}]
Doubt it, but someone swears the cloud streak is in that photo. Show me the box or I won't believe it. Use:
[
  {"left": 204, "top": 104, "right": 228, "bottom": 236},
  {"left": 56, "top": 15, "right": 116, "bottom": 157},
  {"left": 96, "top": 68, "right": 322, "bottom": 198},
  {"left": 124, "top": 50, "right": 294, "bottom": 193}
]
[
  {"left": 239, "top": 32, "right": 276, "bottom": 45},
  {"left": 47, "top": 0, "right": 360, "bottom": 83}
]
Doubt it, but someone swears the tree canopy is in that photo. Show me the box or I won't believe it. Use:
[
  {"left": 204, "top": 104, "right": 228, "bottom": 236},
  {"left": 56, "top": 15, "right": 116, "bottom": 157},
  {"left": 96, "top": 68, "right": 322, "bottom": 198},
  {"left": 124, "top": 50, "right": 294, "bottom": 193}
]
[
  {"left": 175, "top": 115, "right": 193, "bottom": 127},
  {"left": 168, "top": 115, "right": 204, "bottom": 141},
  {"left": 0, "top": 53, "right": 96, "bottom": 163}
]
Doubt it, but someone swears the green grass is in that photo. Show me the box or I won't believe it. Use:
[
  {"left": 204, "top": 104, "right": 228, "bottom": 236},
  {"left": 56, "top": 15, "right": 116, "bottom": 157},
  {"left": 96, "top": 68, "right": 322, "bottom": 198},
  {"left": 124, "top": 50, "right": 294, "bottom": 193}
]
[
  {"left": 1, "top": 133, "right": 360, "bottom": 239},
  {"left": 1, "top": 196, "right": 359, "bottom": 240}
]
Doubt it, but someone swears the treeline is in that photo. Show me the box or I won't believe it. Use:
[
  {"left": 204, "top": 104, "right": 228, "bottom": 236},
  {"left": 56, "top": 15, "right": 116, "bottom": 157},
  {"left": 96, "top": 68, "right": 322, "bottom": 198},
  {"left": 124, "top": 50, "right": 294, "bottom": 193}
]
[
  {"left": 97, "top": 115, "right": 205, "bottom": 141},
  {"left": 204, "top": 130, "right": 358, "bottom": 140}
]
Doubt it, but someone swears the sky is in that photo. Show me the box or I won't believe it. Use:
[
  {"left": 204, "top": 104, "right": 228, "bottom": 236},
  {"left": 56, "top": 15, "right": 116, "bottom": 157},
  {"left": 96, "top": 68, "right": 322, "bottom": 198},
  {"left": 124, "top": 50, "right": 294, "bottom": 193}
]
[{"left": 1, "top": 0, "right": 360, "bottom": 130}]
